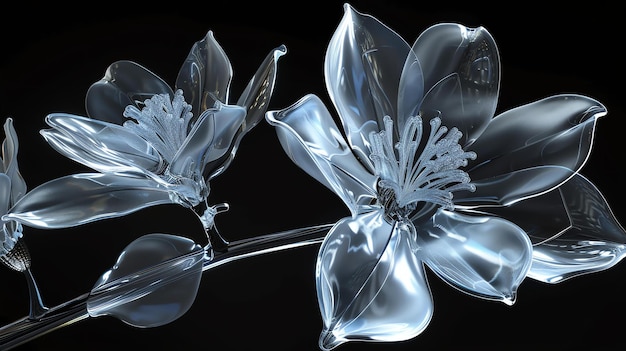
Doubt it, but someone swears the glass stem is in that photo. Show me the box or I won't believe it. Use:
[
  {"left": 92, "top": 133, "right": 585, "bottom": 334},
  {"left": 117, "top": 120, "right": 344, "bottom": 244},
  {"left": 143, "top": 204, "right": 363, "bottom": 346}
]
[
  {"left": 0, "top": 222, "right": 333, "bottom": 350},
  {"left": 24, "top": 268, "right": 48, "bottom": 320},
  {"left": 193, "top": 200, "right": 230, "bottom": 252}
]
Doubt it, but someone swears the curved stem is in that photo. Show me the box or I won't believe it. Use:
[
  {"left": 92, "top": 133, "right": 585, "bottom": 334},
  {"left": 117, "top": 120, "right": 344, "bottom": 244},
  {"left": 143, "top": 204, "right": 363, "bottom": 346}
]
[
  {"left": 0, "top": 222, "right": 333, "bottom": 350},
  {"left": 24, "top": 268, "right": 48, "bottom": 320}
]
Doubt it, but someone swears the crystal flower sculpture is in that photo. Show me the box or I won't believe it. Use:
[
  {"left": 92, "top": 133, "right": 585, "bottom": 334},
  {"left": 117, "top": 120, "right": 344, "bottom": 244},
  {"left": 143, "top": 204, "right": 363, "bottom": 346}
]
[
  {"left": 266, "top": 4, "right": 625, "bottom": 349},
  {"left": 5, "top": 31, "right": 286, "bottom": 249}
]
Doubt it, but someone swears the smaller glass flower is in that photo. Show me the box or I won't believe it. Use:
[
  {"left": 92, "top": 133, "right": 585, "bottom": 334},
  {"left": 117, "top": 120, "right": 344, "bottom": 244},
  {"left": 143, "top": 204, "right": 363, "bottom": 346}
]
[
  {"left": 5, "top": 31, "right": 286, "bottom": 249},
  {"left": 0, "top": 117, "right": 47, "bottom": 319}
]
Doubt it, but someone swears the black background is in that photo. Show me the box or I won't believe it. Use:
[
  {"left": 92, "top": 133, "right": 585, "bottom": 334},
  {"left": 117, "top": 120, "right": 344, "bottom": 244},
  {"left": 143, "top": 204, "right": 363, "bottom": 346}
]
[{"left": 1, "top": 2, "right": 624, "bottom": 350}]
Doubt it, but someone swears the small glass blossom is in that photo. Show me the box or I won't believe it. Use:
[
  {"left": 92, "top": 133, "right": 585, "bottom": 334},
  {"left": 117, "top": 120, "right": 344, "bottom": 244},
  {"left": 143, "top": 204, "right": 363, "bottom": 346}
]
[
  {"left": 6, "top": 31, "right": 286, "bottom": 248},
  {"left": 0, "top": 118, "right": 27, "bottom": 264},
  {"left": 266, "top": 4, "right": 625, "bottom": 349},
  {"left": 0, "top": 117, "right": 47, "bottom": 319}
]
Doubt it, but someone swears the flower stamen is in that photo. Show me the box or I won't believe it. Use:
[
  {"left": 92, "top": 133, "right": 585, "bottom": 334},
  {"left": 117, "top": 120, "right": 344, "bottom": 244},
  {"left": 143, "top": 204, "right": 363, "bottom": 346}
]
[
  {"left": 369, "top": 115, "right": 476, "bottom": 217},
  {"left": 122, "top": 89, "right": 193, "bottom": 164}
]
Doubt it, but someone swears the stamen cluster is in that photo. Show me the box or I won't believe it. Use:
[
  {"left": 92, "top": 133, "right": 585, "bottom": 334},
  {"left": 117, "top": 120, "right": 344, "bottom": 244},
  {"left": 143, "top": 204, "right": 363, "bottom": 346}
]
[{"left": 369, "top": 115, "right": 476, "bottom": 215}]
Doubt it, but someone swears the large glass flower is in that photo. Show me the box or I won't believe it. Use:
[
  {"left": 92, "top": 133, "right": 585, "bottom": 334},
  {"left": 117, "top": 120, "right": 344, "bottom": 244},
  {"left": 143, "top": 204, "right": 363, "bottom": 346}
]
[
  {"left": 266, "top": 4, "right": 625, "bottom": 350},
  {"left": 6, "top": 31, "right": 286, "bottom": 248}
]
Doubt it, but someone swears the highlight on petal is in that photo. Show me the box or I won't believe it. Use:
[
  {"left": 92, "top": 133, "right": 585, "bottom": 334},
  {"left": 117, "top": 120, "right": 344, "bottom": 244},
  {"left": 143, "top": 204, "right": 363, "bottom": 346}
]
[
  {"left": 175, "top": 30, "right": 233, "bottom": 120},
  {"left": 414, "top": 23, "right": 500, "bottom": 146},
  {"left": 325, "top": 4, "right": 413, "bottom": 167},
  {"left": 171, "top": 103, "right": 246, "bottom": 180},
  {"left": 317, "top": 209, "right": 432, "bottom": 350},
  {"left": 418, "top": 209, "right": 532, "bottom": 305},
  {"left": 41, "top": 113, "right": 162, "bottom": 176},
  {"left": 459, "top": 94, "right": 606, "bottom": 207},
  {"left": 204, "top": 44, "right": 287, "bottom": 180},
  {"left": 86, "top": 60, "right": 174, "bottom": 124},
  {"left": 527, "top": 174, "right": 626, "bottom": 283},
  {"left": 2, "top": 118, "right": 27, "bottom": 203},
  {"left": 5, "top": 173, "right": 173, "bottom": 229},
  {"left": 266, "top": 94, "right": 377, "bottom": 215}
]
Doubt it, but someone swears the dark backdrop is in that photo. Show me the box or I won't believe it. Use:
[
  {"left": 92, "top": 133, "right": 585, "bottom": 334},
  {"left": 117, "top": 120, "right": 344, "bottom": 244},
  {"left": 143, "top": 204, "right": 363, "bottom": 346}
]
[{"left": 1, "top": 2, "right": 624, "bottom": 350}]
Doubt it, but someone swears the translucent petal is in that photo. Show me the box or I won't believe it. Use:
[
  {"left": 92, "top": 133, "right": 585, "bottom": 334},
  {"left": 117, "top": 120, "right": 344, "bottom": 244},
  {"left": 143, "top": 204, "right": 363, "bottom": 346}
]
[
  {"left": 527, "top": 174, "right": 626, "bottom": 283},
  {"left": 459, "top": 94, "right": 606, "bottom": 206},
  {"left": 87, "top": 233, "right": 204, "bottom": 328},
  {"left": 170, "top": 103, "right": 246, "bottom": 179},
  {"left": 86, "top": 60, "right": 174, "bottom": 124},
  {"left": 266, "top": 94, "right": 377, "bottom": 215},
  {"left": 418, "top": 209, "right": 532, "bottom": 305},
  {"left": 458, "top": 165, "right": 575, "bottom": 208},
  {"left": 5, "top": 173, "right": 172, "bottom": 229},
  {"left": 2, "top": 118, "right": 26, "bottom": 203},
  {"left": 200, "top": 45, "right": 288, "bottom": 180},
  {"left": 414, "top": 23, "right": 500, "bottom": 146},
  {"left": 175, "top": 31, "right": 233, "bottom": 120},
  {"left": 325, "top": 4, "right": 413, "bottom": 170},
  {"left": 317, "top": 209, "right": 432, "bottom": 350},
  {"left": 0, "top": 173, "right": 10, "bottom": 215},
  {"left": 467, "top": 185, "right": 571, "bottom": 245},
  {"left": 41, "top": 113, "right": 162, "bottom": 175}
]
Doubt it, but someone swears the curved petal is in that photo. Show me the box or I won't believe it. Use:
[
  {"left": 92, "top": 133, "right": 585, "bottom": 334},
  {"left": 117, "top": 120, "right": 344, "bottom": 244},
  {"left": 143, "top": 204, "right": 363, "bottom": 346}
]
[
  {"left": 175, "top": 31, "right": 233, "bottom": 120},
  {"left": 5, "top": 173, "right": 173, "bottom": 229},
  {"left": 317, "top": 209, "right": 432, "bottom": 350},
  {"left": 170, "top": 103, "right": 246, "bottom": 180},
  {"left": 466, "top": 184, "right": 571, "bottom": 245},
  {"left": 2, "top": 118, "right": 27, "bottom": 203},
  {"left": 414, "top": 24, "right": 500, "bottom": 146},
  {"left": 41, "top": 113, "right": 162, "bottom": 176},
  {"left": 0, "top": 173, "right": 10, "bottom": 215},
  {"left": 204, "top": 44, "right": 287, "bottom": 180},
  {"left": 266, "top": 94, "right": 377, "bottom": 215},
  {"left": 86, "top": 60, "right": 174, "bottom": 124},
  {"left": 459, "top": 94, "right": 606, "bottom": 206},
  {"left": 325, "top": 4, "right": 413, "bottom": 169},
  {"left": 527, "top": 174, "right": 626, "bottom": 283},
  {"left": 418, "top": 209, "right": 532, "bottom": 305}
]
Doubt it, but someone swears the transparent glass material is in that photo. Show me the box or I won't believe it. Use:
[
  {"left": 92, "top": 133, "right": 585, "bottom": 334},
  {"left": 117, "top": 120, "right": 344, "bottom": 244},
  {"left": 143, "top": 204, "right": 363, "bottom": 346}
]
[
  {"left": 0, "top": 3, "right": 624, "bottom": 351},
  {"left": 5, "top": 31, "right": 287, "bottom": 250},
  {"left": 266, "top": 4, "right": 624, "bottom": 350}
]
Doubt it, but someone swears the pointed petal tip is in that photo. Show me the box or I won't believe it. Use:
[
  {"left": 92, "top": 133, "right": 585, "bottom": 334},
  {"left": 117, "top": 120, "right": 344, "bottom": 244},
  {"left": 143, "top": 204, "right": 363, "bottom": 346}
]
[
  {"left": 502, "top": 292, "right": 517, "bottom": 306},
  {"left": 319, "top": 329, "right": 345, "bottom": 351}
]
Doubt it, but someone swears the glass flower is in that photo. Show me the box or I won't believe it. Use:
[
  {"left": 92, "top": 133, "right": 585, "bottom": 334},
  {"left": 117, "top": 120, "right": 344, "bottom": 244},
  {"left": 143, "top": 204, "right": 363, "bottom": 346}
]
[
  {"left": 0, "top": 118, "right": 27, "bottom": 266},
  {"left": 5, "top": 31, "right": 286, "bottom": 246},
  {"left": 266, "top": 4, "right": 624, "bottom": 349}
]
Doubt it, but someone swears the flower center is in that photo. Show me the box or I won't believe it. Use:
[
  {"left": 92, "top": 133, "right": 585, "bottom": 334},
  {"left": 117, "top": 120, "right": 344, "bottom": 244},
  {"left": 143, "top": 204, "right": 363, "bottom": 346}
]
[
  {"left": 122, "top": 89, "right": 193, "bottom": 166},
  {"left": 369, "top": 115, "right": 476, "bottom": 220}
]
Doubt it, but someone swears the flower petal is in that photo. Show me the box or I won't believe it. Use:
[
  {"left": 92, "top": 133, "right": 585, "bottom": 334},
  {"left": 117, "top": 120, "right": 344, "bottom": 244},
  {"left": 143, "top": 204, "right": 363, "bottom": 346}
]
[
  {"left": 325, "top": 4, "right": 413, "bottom": 169},
  {"left": 2, "top": 118, "right": 26, "bottom": 204},
  {"left": 414, "top": 23, "right": 500, "bottom": 146},
  {"left": 418, "top": 209, "right": 532, "bottom": 305},
  {"left": 317, "top": 209, "right": 432, "bottom": 350},
  {"left": 41, "top": 113, "right": 162, "bottom": 176},
  {"left": 466, "top": 184, "right": 571, "bottom": 245},
  {"left": 170, "top": 103, "right": 246, "bottom": 180},
  {"left": 459, "top": 94, "right": 606, "bottom": 206},
  {"left": 204, "top": 44, "right": 287, "bottom": 180},
  {"left": 266, "top": 94, "right": 377, "bottom": 215},
  {"left": 5, "top": 173, "right": 173, "bottom": 229},
  {"left": 527, "top": 173, "right": 626, "bottom": 283},
  {"left": 175, "top": 31, "right": 233, "bottom": 120},
  {"left": 86, "top": 60, "right": 174, "bottom": 124}
]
